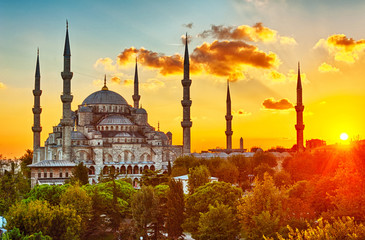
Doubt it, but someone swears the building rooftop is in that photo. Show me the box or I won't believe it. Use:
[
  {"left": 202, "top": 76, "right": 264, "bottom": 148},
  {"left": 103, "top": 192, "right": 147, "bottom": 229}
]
[{"left": 28, "top": 160, "right": 76, "bottom": 168}]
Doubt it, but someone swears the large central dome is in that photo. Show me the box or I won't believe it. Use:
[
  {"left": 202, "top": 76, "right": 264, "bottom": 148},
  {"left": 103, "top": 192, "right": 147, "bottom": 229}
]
[{"left": 82, "top": 89, "right": 128, "bottom": 105}]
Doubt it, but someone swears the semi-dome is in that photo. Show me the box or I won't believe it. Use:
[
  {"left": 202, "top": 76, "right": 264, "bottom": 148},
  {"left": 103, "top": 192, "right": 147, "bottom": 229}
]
[
  {"left": 82, "top": 89, "right": 128, "bottom": 105},
  {"left": 99, "top": 115, "right": 133, "bottom": 125}
]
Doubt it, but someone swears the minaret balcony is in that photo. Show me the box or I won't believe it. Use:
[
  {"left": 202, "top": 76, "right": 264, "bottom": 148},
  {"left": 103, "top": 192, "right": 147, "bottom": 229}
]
[
  {"left": 225, "top": 130, "right": 233, "bottom": 135},
  {"left": 181, "top": 121, "right": 192, "bottom": 128},
  {"left": 225, "top": 115, "right": 233, "bottom": 121},
  {"left": 33, "top": 90, "right": 42, "bottom": 96},
  {"left": 60, "top": 118, "right": 74, "bottom": 126},
  {"left": 32, "top": 126, "right": 42, "bottom": 132},
  {"left": 295, "top": 105, "right": 304, "bottom": 111},
  {"left": 181, "top": 79, "right": 192, "bottom": 87},
  {"left": 61, "top": 94, "right": 74, "bottom": 103},
  {"left": 295, "top": 124, "right": 305, "bottom": 130},
  {"left": 61, "top": 72, "right": 73, "bottom": 79},
  {"left": 181, "top": 100, "right": 192, "bottom": 107},
  {"left": 32, "top": 107, "right": 42, "bottom": 114}
]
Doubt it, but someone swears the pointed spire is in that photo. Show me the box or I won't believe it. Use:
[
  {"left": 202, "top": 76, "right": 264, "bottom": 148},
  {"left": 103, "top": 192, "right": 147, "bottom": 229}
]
[
  {"left": 297, "top": 62, "right": 302, "bottom": 90},
  {"left": 102, "top": 74, "right": 108, "bottom": 90},
  {"left": 35, "top": 48, "right": 40, "bottom": 79},
  {"left": 184, "top": 32, "right": 190, "bottom": 80},
  {"left": 134, "top": 57, "right": 139, "bottom": 92},
  {"left": 64, "top": 20, "right": 71, "bottom": 57},
  {"left": 158, "top": 121, "right": 160, "bottom": 131}
]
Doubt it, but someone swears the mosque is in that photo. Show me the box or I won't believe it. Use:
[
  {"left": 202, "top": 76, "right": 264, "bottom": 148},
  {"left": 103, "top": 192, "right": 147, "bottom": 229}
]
[{"left": 29, "top": 24, "right": 185, "bottom": 187}]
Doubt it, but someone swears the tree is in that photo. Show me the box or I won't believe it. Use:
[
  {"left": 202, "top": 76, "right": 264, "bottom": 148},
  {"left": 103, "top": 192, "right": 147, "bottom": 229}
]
[
  {"left": 5, "top": 200, "right": 81, "bottom": 240},
  {"left": 252, "top": 152, "right": 277, "bottom": 168},
  {"left": 171, "top": 155, "right": 200, "bottom": 177},
  {"left": 237, "top": 174, "right": 288, "bottom": 240},
  {"left": 268, "top": 217, "right": 365, "bottom": 240},
  {"left": 183, "top": 181, "right": 242, "bottom": 239},
  {"left": 2, "top": 228, "right": 52, "bottom": 240},
  {"left": 214, "top": 160, "right": 239, "bottom": 184},
  {"left": 131, "top": 186, "right": 159, "bottom": 239},
  {"left": 188, "top": 165, "right": 210, "bottom": 194},
  {"left": 70, "top": 162, "right": 89, "bottom": 185},
  {"left": 24, "top": 184, "right": 68, "bottom": 206},
  {"left": 274, "top": 170, "right": 292, "bottom": 187},
  {"left": 60, "top": 184, "right": 92, "bottom": 239},
  {"left": 140, "top": 169, "right": 168, "bottom": 187},
  {"left": 254, "top": 163, "right": 275, "bottom": 180},
  {"left": 197, "top": 203, "right": 240, "bottom": 240},
  {"left": 166, "top": 179, "right": 185, "bottom": 240},
  {"left": 19, "top": 149, "right": 33, "bottom": 178}
]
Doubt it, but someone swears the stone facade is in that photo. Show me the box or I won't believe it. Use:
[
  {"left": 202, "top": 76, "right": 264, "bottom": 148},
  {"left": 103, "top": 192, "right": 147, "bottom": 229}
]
[{"left": 31, "top": 24, "right": 183, "bottom": 187}]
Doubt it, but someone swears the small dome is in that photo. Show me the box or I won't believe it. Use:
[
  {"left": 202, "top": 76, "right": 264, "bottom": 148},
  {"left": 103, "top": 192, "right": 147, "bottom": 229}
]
[
  {"left": 82, "top": 90, "right": 128, "bottom": 105},
  {"left": 136, "top": 108, "right": 147, "bottom": 114},
  {"left": 99, "top": 115, "right": 133, "bottom": 125},
  {"left": 79, "top": 106, "right": 92, "bottom": 113},
  {"left": 71, "top": 131, "right": 87, "bottom": 140}
]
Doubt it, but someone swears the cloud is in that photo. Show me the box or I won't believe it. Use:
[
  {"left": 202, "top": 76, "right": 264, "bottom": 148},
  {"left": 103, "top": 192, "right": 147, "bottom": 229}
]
[
  {"left": 314, "top": 34, "right": 365, "bottom": 63},
  {"left": 318, "top": 62, "right": 339, "bottom": 73},
  {"left": 111, "top": 76, "right": 121, "bottom": 84},
  {"left": 191, "top": 40, "right": 279, "bottom": 81},
  {"left": 94, "top": 57, "right": 117, "bottom": 71},
  {"left": 183, "top": 23, "right": 193, "bottom": 29},
  {"left": 181, "top": 34, "right": 192, "bottom": 44},
  {"left": 141, "top": 79, "right": 165, "bottom": 90},
  {"left": 121, "top": 79, "right": 133, "bottom": 86},
  {"left": 262, "top": 98, "right": 293, "bottom": 110},
  {"left": 0, "top": 82, "right": 6, "bottom": 89},
  {"left": 199, "top": 23, "right": 296, "bottom": 45},
  {"left": 199, "top": 23, "right": 276, "bottom": 42},
  {"left": 116, "top": 41, "right": 279, "bottom": 81},
  {"left": 233, "top": 109, "right": 252, "bottom": 117},
  {"left": 266, "top": 70, "right": 286, "bottom": 82}
]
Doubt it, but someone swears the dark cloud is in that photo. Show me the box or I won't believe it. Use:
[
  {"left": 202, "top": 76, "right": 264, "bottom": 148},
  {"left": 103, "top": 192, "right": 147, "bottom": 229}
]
[
  {"left": 183, "top": 23, "right": 193, "bottom": 29},
  {"left": 262, "top": 98, "right": 293, "bottom": 110}
]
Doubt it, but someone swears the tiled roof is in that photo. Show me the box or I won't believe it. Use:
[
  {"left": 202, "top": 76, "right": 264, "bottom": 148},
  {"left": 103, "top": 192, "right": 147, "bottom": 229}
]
[{"left": 28, "top": 160, "right": 76, "bottom": 168}]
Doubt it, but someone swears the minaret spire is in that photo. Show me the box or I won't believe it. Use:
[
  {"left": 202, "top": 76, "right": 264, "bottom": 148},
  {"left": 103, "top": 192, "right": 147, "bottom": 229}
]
[
  {"left": 295, "top": 62, "right": 305, "bottom": 152},
  {"left": 32, "top": 48, "right": 42, "bottom": 163},
  {"left": 225, "top": 80, "right": 233, "bottom": 152},
  {"left": 132, "top": 58, "right": 141, "bottom": 108},
  {"left": 181, "top": 33, "right": 192, "bottom": 154},
  {"left": 60, "top": 21, "right": 74, "bottom": 161}
]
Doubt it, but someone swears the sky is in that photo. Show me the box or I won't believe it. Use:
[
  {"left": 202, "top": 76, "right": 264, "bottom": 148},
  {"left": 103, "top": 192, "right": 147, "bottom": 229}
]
[{"left": 1, "top": 0, "right": 365, "bottom": 158}]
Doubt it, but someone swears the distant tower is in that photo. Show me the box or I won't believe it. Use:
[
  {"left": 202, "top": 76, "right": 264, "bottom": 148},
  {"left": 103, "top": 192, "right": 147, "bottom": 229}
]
[
  {"left": 181, "top": 33, "right": 192, "bottom": 154},
  {"left": 295, "top": 62, "right": 305, "bottom": 152},
  {"left": 132, "top": 58, "right": 140, "bottom": 108},
  {"left": 240, "top": 137, "right": 243, "bottom": 150},
  {"left": 60, "top": 21, "right": 74, "bottom": 161},
  {"left": 32, "top": 49, "right": 42, "bottom": 157},
  {"left": 225, "top": 80, "right": 233, "bottom": 152}
]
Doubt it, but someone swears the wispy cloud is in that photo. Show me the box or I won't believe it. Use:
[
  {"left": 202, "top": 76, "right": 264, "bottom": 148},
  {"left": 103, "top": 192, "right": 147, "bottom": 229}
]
[
  {"left": 318, "top": 62, "right": 339, "bottom": 73},
  {"left": 233, "top": 109, "right": 252, "bottom": 117}
]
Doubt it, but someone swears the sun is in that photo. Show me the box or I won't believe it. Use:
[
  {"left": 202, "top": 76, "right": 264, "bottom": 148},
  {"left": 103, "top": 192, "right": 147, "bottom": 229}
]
[{"left": 340, "top": 133, "right": 349, "bottom": 141}]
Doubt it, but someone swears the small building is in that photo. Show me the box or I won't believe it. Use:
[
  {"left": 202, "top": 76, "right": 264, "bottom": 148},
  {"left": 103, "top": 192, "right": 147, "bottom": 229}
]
[
  {"left": 28, "top": 160, "right": 76, "bottom": 186},
  {"left": 173, "top": 174, "right": 218, "bottom": 194}
]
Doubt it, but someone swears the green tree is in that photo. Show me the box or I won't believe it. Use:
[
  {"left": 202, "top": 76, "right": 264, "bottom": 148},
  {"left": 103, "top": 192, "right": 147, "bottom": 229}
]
[
  {"left": 188, "top": 165, "right": 210, "bottom": 194},
  {"left": 5, "top": 200, "right": 81, "bottom": 240},
  {"left": 197, "top": 203, "right": 240, "bottom": 240},
  {"left": 171, "top": 155, "right": 200, "bottom": 177},
  {"left": 254, "top": 163, "right": 275, "bottom": 180},
  {"left": 183, "top": 181, "right": 242, "bottom": 239},
  {"left": 19, "top": 149, "right": 33, "bottom": 179},
  {"left": 140, "top": 169, "right": 168, "bottom": 187},
  {"left": 24, "top": 184, "right": 68, "bottom": 206},
  {"left": 131, "top": 186, "right": 159, "bottom": 239},
  {"left": 166, "top": 179, "right": 185, "bottom": 240},
  {"left": 70, "top": 162, "right": 89, "bottom": 185},
  {"left": 60, "top": 184, "right": 92, "bottom": 239},
  {"left": 273, "top": 170, "right": 292, "bottom": 187},
  {"left": 237, "top": 174, "right": 288, "bottom": 240}
]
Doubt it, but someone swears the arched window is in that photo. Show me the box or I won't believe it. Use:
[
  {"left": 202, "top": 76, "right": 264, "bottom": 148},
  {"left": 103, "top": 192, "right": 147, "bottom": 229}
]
[
  {"left": 150, "top": 165, "right": 155, "bottom": 171},
  {"left": 89, "top": 166, "right": 95, "bottom": 175},
  {"left": 127, "top": 165, "right": 132, "bottom": 174},
  {"left": 133, "top": 166, "right": 139, "bottom": 174},
  {"left": 103, "top": 166, "right": 109, "bottom": 175},
  {"left": 121, "top": 166, "right": 126, "bottom": 174}
]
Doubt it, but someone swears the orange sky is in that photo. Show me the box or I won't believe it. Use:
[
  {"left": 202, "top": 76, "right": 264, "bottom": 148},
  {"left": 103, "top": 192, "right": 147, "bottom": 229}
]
[{"left": 1, "top": 0, "right": 365, "bottom": 158}]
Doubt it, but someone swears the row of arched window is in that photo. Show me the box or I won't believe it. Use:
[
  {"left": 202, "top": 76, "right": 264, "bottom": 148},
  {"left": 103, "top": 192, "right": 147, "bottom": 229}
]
[{"left": 88, "top": 165, "right": 155, "bottom": 175}]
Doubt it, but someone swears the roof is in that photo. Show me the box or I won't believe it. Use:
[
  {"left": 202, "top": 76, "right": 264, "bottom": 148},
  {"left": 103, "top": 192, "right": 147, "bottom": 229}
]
[
  {"left": 99, "top": 115, "right": 133, "bottom": 125},
  {"left": 173, "top": 174, "right": 218, "bottom": 181},
  {"left": 82, "top": 89, "right": 128, "bottom": 105},
  {"left": 136, "top": 108, "right": 147, "bottom": 114},
  {"left": 71, "top": 131, "right": 87, "bottom": 140},
  {"left": 28, "top": 160, "right": 76, "bottom": 168},
  {"left": 38, "top": 178, "right": 69, "bottom": 185}
]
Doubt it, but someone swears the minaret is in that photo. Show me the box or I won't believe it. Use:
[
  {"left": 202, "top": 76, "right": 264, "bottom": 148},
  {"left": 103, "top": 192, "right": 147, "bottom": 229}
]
[
  {"left": 181, "top": 33, "right": 192, "bottom": 154},
  {"left": 32, "top": 49, "right": 42, "bottom": 155},
  {"left": 60, "top": 21, "right": 74, "bottom": 161},
  {"left": 225, "top": 80, "right": 233, "bottom": 152},
  {"left": 295, "top": 62, "right": 305, "bottom": 152},
  {"left": 132, "top": 58, "right": 140, "bottom": 108}
]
